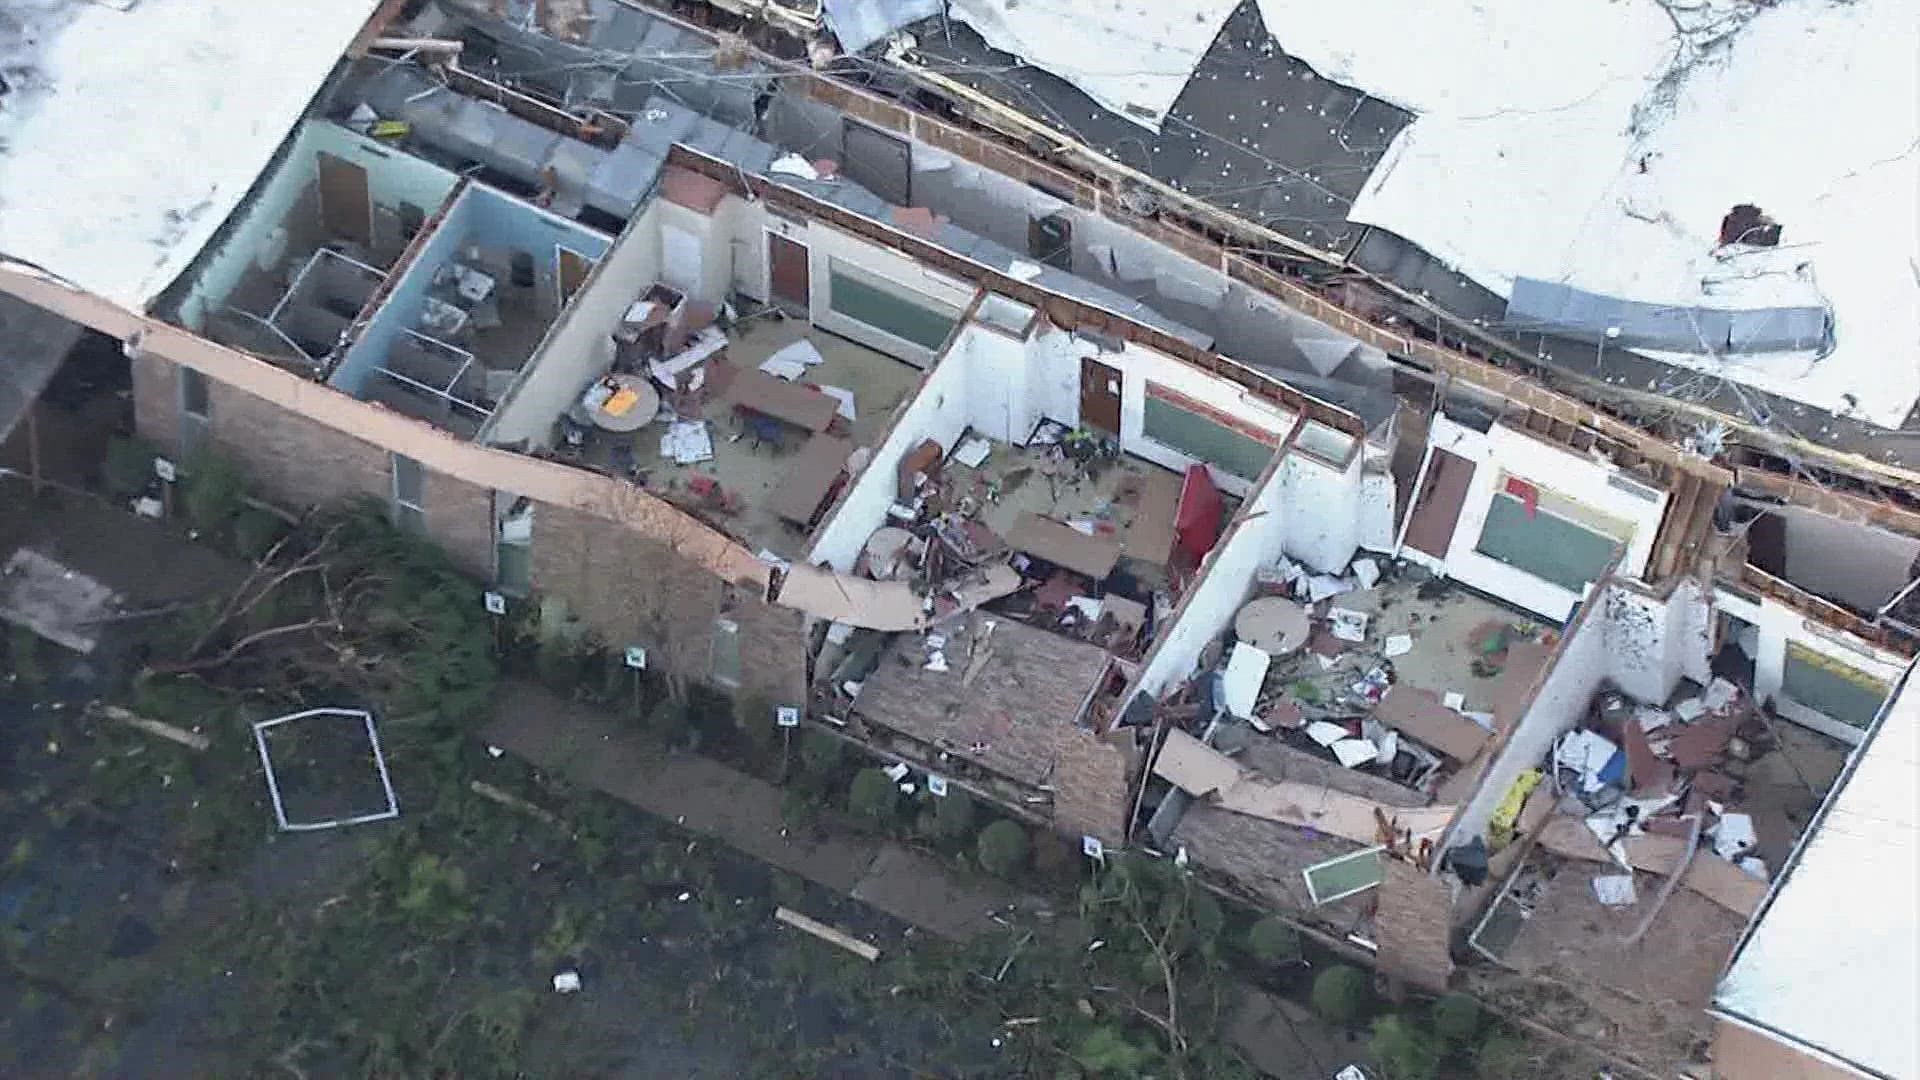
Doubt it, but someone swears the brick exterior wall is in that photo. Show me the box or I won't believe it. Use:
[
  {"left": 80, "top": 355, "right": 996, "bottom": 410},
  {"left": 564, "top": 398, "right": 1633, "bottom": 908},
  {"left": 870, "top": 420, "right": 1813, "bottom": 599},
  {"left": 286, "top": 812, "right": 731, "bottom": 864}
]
[
  {"left": 528, "top": 501, "right": 806, "bottom": 705},
  {"left": 129, "top": 353, "right": 807, "bottom": 702},
  {"left": 423, "top": 468, "right": 495, "bottom": 578},
  {"left": 1374, "top": 858, "right": 1456, "bottom": 993},
  {"left": 1051, "top": 730, "right": 1132, "bottom": 847}
]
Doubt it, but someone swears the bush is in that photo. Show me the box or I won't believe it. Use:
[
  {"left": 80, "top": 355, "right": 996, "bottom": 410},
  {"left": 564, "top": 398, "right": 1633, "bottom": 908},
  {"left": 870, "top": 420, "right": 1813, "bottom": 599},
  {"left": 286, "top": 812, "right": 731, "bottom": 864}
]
[
  {"left": 847, "top": 768, "right": 898, "bottom": 831},
  {"left": 103, "top": 435, "right": 158, "bottom": 498},
  {"left": 1369, "top": 1013, "right": 1440, "bottom": 1080},
  {"left": 233, "top": 507, "right": 288, "bottom": 561},
  {"left": 180, "top": 452, "right": 244, "bottom": 534},
  {"left": 1430, "top": 992, "right": 1481, "bottom": 1044},
  {"left": 1310, "top": 965, "right": 1371, "bottom": 1027},
  {"left": 798, "top": 730, "right": 843, "bottom": 780},
  {"left": 1245, "top": 916, "right": 1300, "bottom": 966},
  {"left": 975, "top": 819, "right": 1029, "bottom": 877},
  {"left": 1473, "top": 1033, "right": 1535, "bottom": 1079},
  {"left": 928, "top": 790, "right": 975, "bottom": 841},
  {"left": 649, "top": 697, "right": 691, "bottom": 746}
]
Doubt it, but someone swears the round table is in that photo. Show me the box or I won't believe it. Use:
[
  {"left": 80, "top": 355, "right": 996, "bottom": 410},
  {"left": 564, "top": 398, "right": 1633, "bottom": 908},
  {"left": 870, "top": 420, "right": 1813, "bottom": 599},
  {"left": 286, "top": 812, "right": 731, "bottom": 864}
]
[
  {"left": 584, "top": 373, "right": 660, "bottom": 433},
  {"left": 1234, "top": 596, "right": 1311, "bottom": 655}
]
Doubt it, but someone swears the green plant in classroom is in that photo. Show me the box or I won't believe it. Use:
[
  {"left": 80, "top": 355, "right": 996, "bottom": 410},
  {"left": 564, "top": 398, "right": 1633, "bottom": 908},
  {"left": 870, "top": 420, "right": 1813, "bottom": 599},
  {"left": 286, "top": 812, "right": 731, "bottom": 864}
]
[
  {"left": 1310, "top": 964, "right": 1371, "bottom": 1027},
  {"left": 179, "top": 451, "right": 245, "bottom": 534},
  {"left": 975, "top": 819, "right": 1030, "bottom": 877}
]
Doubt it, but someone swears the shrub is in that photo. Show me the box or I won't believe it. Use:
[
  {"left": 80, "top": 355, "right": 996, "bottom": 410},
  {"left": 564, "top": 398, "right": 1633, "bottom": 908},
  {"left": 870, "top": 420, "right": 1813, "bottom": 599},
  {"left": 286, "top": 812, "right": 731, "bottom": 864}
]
[
  {"left": 233, "top": 507, "right": 288, "bottom": 561},
  {"left": 928, "top": 789, "right": 975, "bottom": 840},
  {"left": 103, "top": 435, "right": 158, "bottom": 498},
  {"left": 1310, "top": 965, "right": 1371, "bottom": 1027},
  {"left": 649, "top": 697, "right": 691, "bottom": 746},
  {"left": 180, "top": 453, "right": 244, "bottom": 535},
  {"left": 975, "top": 819, "right": 1029, "bottom": 877},
  {"left": 735, "top": 693, "right": 778, "bottom": 751},
  {"left": 1369, "top": 1014, "right": 1440, "bottom": 1080},
  {"left": 847, "top": 768, "right": 898, "bottom": 831},
  {"left": 798, "top": 730, "right": 843, "bottom": 780},
  {"left": 1473, "top": 1033, "right": 1536, "bottom": 1079},
  {"left": 1245, "top": 916, "right": 1300, "bottom": 966},
  {"left": 1430, "top": 992, "right": 1481, "bottom": 1044}
]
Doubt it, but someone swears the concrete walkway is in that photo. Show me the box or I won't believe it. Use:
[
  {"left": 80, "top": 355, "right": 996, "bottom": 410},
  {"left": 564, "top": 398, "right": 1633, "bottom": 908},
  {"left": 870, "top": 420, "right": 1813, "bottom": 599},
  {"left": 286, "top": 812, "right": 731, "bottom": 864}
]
[{"left": 484, "top": 681, "right": 1035, "bottom": 942}]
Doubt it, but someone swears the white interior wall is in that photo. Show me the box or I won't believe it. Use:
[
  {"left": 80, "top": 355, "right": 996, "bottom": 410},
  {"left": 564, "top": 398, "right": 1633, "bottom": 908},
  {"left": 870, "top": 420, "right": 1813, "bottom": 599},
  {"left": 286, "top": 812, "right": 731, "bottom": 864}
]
[
  {"left": 1024, "top": 324, "right": 1082, "bottom": 435},
  {"left": 805, "top": 224, "right": 975, "bottom": 367},
  {"left": 1712, "top": 588, "right": 1906, "bottom": 745},
  {"left": 806, "top": 342, "right": 971, "bottom": 571},
  {"left": 1276, "top": 452, "right": 1364, "bottom": 572},
  {"left": 1446, "top": 593, "right": 1611, "bottom": 849},
  {"left": 1427, "top": 415, "right": 1671, "bottom": 622},
  {"left": 731, "top": 197, "right": 773, "bottom": 302},
  {"left": 1603, "top": 579, "right": 1713, "bottom": 705},
  {"left": 1109, "top": 339, "right": 1297, "bottom": 499},
  {"left": 176, "top": 121, "right": 458, "bottom": 331},
  {"left": 1752, "top": 500, "right": 1920, "bottom": 613},
  {"left": 1128, "top": 455, "right": 1292, "bottom": 703},
  {"left": 655, "top": 197, "right": 734, "bottom": 305},
  {"left": 483, "top": 202, "right": 662, "bottom": 447},
  {"left": 960, "top": 323, "right": 1028, "bottom": 443}
]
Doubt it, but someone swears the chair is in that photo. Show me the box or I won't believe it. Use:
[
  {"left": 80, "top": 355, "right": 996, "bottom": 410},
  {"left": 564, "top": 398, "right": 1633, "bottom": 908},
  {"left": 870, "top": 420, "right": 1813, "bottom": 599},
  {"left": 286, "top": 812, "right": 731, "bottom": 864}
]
[
  {"left": 558, "top": 416, "right": 589, "bottom": 458},
  {"left": 743, "top": 411, "right": 786, "bottom": 453},
  {"left": 609, "top": 440, "right": 638, "bottom": 479}
]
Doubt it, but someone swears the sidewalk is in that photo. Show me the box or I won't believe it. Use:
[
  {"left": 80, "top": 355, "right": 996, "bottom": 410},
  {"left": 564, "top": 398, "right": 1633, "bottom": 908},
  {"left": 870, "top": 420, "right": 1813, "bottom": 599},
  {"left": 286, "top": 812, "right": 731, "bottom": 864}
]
[{"left": 484, "top": 681, "right": 1038, "bottom": 942}]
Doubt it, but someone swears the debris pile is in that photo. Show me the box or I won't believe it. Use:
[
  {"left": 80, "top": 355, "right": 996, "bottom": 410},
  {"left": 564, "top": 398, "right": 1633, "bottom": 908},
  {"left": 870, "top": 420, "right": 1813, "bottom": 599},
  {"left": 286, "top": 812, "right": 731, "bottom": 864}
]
[{"left": 1144, "top": 557, "right": 1551, "bottom": 801}]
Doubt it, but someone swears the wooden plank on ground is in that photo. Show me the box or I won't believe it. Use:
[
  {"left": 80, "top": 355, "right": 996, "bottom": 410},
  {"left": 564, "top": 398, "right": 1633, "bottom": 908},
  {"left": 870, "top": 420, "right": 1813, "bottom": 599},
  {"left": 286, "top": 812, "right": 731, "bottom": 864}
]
[{"left": 775, "top": 906, "right": 880, "bottom": 961}]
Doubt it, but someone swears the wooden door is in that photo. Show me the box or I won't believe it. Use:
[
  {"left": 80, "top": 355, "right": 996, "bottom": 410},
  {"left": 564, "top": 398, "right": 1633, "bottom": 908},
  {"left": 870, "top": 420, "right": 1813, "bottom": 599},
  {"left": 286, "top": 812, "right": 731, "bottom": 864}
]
[
  {"left": 768, "top": 233, "right": 810, "bottom": 310},
  {"left": 1079, "top": 355, "right": 1123, "bottom": 436},
  {"left": 316, "top": 152, "right": 372, "bottom": 247},
  {"left": 557, "top": 246, "right": 595, "bottom": 306},
  {"left": 1403, "top": 448, "right": 1475, "bottom": 559}
]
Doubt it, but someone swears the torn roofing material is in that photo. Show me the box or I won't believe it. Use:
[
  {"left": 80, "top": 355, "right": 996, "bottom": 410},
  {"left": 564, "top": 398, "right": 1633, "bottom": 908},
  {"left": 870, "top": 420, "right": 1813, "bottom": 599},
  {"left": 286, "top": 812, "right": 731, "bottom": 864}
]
[
  {"left": 0, "top": 293, "right": 83, "bottom": 445},
  {"left": 1714, "top": 662, "right": 1920, "bottom": 1079},
  {"left": 0, "top": 0, "right": 387, "bottom": 309}
]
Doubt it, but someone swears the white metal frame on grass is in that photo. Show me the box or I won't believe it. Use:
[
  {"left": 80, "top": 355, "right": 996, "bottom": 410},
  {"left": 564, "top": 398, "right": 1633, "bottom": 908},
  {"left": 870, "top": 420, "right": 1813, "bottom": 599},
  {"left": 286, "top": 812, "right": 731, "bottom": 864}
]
[{"left": 251, "top": 707, "right": 401, "bottom": 832}]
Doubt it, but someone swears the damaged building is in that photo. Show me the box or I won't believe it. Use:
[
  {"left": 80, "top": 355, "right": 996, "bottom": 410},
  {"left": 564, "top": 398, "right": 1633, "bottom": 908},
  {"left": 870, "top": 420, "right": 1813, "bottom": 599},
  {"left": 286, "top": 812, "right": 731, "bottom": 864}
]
[{"left": 0, "top": 2, "right": 1916, "bottom": 1078}]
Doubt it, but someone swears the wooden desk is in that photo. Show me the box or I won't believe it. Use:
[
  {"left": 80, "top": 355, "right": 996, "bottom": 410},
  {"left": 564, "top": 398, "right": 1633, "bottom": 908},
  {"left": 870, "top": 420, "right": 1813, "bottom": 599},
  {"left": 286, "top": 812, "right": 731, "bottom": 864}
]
[
  {"left": 1004, "top": 512, "right": 1122, "bottom": 581},
  {"left": 723, "top": 368, "right": 838, "bottom": 433},
  {"left": 1124, "top": 468, "right": 1181, "bottom": 567},
  {"left": 769, "top": 434, "right": 853, "bottom": 526}
]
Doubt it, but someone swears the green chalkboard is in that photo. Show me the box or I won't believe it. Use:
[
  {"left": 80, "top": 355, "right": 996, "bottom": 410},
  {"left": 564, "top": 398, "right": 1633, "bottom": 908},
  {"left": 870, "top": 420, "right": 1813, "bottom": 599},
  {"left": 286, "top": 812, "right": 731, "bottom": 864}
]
[
  {"left": 828, "top": 264, "right": 958, "bottom": 351},
  {"left": 1782, "top": 643, "right": 1888, "bottom": 730},
  {"left": 1474, "top": 494, "right": 1619, "bottom": 592},
  {"left": 1142, "top": 394, "right": 1275, "bottom": 480}
]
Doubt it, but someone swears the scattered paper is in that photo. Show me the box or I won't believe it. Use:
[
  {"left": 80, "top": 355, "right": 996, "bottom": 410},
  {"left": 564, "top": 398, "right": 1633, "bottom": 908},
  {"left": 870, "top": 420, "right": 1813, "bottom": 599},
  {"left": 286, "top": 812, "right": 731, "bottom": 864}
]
[
  {"left": 755, "top": 549, "right": 792, "bottom": 572},
  {"left": 660, "top": 420, "right": 714, "bottom": 464},
  {"left": 1221, "top": 642, "right": 1271, "bottom": 719},
  {"left": 1674, "top": 698, "right": 1706, "bottom": 721},
  {"left": 816, "top": 384, "right": 857, "bottom": 421},
  {"left": 1332, "top": 738, "right": 1378, "bottom": 768},
  {"left": 925, "top": 652, "right": 949, "bottom": 673},
  {"left": 1065, "top": 596, "right": 1103, "bottom": 621},
  {"left": 1713, "top": 811, "right": 1758, "bottom": 861},
  {"left": 1008, "top": 260, "right": 1044, "bottom": 282},
  {"left": 1703, "top": 677, "right": 1740, "bottom": 712},
  {"left": 1067, "top": 520, "right": 1097, "bottom": 536},
  {"left": 1305, "top": 574, "right": 1352, "bottom": 602},
  {"left": 953, "top": 436, "right": 992, "bottom": 468},
  {"left": 1350, "top": 558, "right": 1381, "bottom": 589},
  {"left": 883, "top": 762, "right": 911, "bottom": 782},
  {"left": 1329, "top": 607, "right": 1370, "bottom": 643},
  {"left": 1374, "top": 729, "right": 1399, "bottom": 763},
  {"left": 1738, "top": 856, "right": 1770, "bottom": 880},
  {"left": 1635, "top": 705, "right": 1674, "bottom": 733},
  {"left": 1306, "top": 721, "right": 1350, "bottom": 748},
  {"left": 1558, "top": 729, "right": 1621, "bottom": 793},
  {"left": 1592, "top": 874, "right": 1638, "bottom": 907},
  {"left": 1384, "top": 633, "right": 1413, "bottom": 657},
  {"left": 1464, "top": 711, "right": 1496, "bottom": 731},
  {"left": 770, "top": 153, "right": 820, "bottom": 181},
  {"left": 1443, "top": 691, "right": 1467, "bottom": 711},
  {"left": 759, "top": 355, "right": 809, "bottom": 380},
  {"left": 553, "top": 971, "right": 582, "bottom": 993}
]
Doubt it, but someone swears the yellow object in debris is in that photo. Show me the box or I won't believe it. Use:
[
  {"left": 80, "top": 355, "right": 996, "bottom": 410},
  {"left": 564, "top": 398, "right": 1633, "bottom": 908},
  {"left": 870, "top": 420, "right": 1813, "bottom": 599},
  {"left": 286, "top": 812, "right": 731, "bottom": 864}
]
[
  {"left": 370, "top": 120, "right": 411, "bottom": 139},
  {"left": 1488, "top": 768, "right": 1543, "bottom": 851},
  {"left": 603, "top": 386, "right": 640, "bottom": 417}
]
